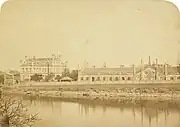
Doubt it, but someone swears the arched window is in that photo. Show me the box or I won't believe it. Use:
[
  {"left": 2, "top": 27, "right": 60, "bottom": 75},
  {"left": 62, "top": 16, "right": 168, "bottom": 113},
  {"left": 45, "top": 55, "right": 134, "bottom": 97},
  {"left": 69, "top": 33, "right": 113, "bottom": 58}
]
[
  {"left": 170, "top": 77, "right": 174, "bottom": 80},
  {"left": 122, "top": 77, "right": 125, "bottom": 80},
  {"left": 81, "top": 77, "right": 84, "bottom": 81},
  {"left": 92, "top": 77, "right": 95, "bottom": 81},
  {"left": 115, "top": 77, "right": 119, "bottom": 81},
  {"left": 109, "top": 77, "right": 112, "bottom": 81},
  {"left": 97, "top": 77, "right": 100, "bottom": 81},
  {"left": 86, "top": 77, "right": 89, "bottom": 80},
  {"left": 103, "top": 77, "right": 106, "bottom": 81}
]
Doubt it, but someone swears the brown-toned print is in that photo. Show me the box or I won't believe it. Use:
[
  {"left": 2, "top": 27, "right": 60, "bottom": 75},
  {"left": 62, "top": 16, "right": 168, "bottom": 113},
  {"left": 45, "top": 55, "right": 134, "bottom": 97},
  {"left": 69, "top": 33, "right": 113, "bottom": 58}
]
[{"left": 1, "top": 0, "right": 180, "bottom": 127}]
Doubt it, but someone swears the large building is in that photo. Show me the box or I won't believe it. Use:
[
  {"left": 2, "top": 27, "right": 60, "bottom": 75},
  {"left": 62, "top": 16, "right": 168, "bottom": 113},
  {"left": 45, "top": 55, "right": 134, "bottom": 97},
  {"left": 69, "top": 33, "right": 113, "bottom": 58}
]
[
  {"left": 20, "top": 53, "right": 67, "bottom": 81},
  {"left": 78, "top": 57, "right": 180, "bottom": 83}
]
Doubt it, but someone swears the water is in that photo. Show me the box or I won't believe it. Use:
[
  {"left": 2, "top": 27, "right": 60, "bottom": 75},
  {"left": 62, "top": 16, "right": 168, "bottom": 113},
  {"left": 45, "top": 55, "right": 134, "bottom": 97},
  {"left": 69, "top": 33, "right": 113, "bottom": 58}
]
[{"left": 21, "top": 97, "right": 180, "bottom": 127}]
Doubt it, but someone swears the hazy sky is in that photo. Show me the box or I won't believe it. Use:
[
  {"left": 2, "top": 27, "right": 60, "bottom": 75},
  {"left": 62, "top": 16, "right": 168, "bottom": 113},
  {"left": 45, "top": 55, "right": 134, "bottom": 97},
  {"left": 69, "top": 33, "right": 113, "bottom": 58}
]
[{"left": 0, "top": 0, "right": 180, "bottom": 70}]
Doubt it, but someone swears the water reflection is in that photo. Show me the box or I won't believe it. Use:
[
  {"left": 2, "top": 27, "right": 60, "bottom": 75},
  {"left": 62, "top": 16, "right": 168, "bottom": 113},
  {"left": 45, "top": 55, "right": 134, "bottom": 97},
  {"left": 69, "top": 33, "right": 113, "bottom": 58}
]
[{"left": 20, "top": 96, "right": 180, "bottom": 127}]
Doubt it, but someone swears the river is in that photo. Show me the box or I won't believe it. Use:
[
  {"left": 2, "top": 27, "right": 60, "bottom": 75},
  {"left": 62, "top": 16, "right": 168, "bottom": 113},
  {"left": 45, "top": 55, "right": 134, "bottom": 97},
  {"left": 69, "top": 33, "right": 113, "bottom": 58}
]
[{"left": 20, "top": 96, "right": 180, "bottom": 127}]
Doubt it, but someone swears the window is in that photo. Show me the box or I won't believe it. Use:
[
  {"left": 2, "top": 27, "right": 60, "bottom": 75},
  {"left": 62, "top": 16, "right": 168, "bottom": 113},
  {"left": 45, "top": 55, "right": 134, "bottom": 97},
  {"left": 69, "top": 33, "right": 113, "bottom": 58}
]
[
  {"left": 115, "top": 77, "right": 119, "bottom": 81},
  {"left": 81, "top": 77, "right": 84, "bottom": 81},
  {"left": 92, "top": 77, "right": 95, "bottom": 81},
  {"left": 164, "top": 77, "right": 166, "bottom": 80},
  {"left": 86, "top": 77, "right": 89, "bottom": 80},
  {"left": 127, "top": 77, "right": 131, "bottom": 80},
  {"left": 97, "top": 77, "right": 100, "bottom": 81},
  {"left": 109, "top": 77, "right": 112, "bottom": 81},
  {"left": 103, "top": 77, "right": 106, "bottom": 81},
  {"left": 122, "top": 77, "right": 125, "bottom": 80},
  {"left": 177, "top": 76, "right": 180, "bottom": 80},
  {"left": 170, "top": 77, "right": 174, "bottom": 80}
]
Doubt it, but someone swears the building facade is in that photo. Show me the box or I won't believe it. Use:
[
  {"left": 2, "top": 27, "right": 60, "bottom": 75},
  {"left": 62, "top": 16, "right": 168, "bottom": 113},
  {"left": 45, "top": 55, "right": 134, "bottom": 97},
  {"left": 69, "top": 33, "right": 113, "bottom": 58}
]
[
  {"left": 78, "top": 57, "right": 180, "bottom": 83},
  {"left": 20, "top": 53, "right": 67, "bottom": 81},
  {"left": 78, "top": 66, "right": 136, "bottom": 83}
]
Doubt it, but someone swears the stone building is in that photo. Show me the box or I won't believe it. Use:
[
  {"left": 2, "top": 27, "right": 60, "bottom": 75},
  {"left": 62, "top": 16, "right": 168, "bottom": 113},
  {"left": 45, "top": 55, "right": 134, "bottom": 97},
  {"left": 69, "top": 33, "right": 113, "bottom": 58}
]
[
  {"left": 135, "top": 58, "right": 180, "bottom": 81},
  {"left": 78, "top": 57, "right": 180, "bottom": 83},
  {"left": 78, "top": 66, "right": 136, "bottom": 83},
  {"left": 20, "top": 53, "right": 67, "bottom": 81}
]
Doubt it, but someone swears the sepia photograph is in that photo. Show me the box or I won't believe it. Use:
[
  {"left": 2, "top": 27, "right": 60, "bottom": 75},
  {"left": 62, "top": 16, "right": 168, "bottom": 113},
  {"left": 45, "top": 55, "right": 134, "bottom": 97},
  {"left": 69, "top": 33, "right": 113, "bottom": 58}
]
[{"left": 0, "top": 0, "right": 180, "bottom": 126}]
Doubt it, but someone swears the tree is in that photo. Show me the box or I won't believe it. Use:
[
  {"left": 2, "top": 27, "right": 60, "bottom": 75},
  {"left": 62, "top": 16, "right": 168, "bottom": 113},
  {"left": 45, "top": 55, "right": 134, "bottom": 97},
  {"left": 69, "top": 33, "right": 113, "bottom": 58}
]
[
  {"left": 0, "top": 90, "right": 39, "bottom": 127},
  {"left": 0, "top": 75, "right": 4, "bottom": 84},
  {"left": 44, "top": 73, "right": 55, "bottom": 82},
  {"left": 62, "top": 68, "right": 70, "bottom": 77},
  {"left": 30, "top": 74, "right": 43, "bottom": 82},
  {"left": 54, "top": 75, "right": 61, "bottom": 82},
  {"left": 70, "top": 70, "right": 78, "bottom": 81}
]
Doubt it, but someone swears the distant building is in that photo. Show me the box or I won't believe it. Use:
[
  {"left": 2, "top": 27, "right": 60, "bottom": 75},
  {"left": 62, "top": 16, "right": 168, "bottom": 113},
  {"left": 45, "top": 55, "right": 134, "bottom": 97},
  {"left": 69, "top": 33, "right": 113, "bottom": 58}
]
[
  {"left": 78, "top": 66, "right": 135, "bottom": 83},
  {"left": 78, "top": 57, "right": 180, "bottom": 83},
  {"left": 0, "top": 70, "right": 20, "bottom": 86},
  {"left": 20, "top": 53, "right": 67, "bottom": 81}
]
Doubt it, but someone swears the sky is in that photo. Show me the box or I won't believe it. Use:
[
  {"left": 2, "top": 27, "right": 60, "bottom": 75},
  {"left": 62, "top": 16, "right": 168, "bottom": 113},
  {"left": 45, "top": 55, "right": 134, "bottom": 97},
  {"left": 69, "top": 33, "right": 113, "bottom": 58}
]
[{"left": 0, "top": 0, "right": 180, "bottom": 70}]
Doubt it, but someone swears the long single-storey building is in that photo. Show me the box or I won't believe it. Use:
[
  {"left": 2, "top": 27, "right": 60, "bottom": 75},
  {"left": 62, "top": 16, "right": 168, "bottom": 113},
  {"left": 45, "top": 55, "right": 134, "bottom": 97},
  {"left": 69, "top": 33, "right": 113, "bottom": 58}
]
[{"left": 78, "top": 58, "right": 180, "bottom": 83}]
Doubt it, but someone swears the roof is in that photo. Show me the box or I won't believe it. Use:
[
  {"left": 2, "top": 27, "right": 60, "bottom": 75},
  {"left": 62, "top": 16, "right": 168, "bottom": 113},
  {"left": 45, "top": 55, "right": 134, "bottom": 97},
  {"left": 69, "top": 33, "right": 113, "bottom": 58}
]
[
  {"left": 81, "top": 67, "right": 134, "bottom": 75},
  {"left": 20, "top": 57, "right": 64, "bottom": 67},
  {"left": 80, "top": 65, "right": 180, "bottom": 76},
  {"left": 136, "top": 64, "right": 179, "bottom": 75},
  {"left": 8, "top": 70, "right": 20, "bottom": 75},
  {"left": 167, "top": 66, "right": 179, "bottom": 75}
]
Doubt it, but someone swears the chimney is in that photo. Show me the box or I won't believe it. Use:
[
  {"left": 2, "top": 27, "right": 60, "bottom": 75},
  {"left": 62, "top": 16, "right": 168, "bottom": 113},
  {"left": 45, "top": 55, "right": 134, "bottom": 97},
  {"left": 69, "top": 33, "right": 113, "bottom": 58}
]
[
  {"left": 133, "top": 64, "right": 136, "bottom": 76},
  {"left": 156, "top": 58, "right": 158, "bottom": 65},
  {"left": 164, "top": 63, "right": 167, "bottom": 75},
  {"left": 140, "top": 58, "right": 144, "bottom": 70},
  {"left": 148, "top": 56, "right": 151, "bottom": 66}
]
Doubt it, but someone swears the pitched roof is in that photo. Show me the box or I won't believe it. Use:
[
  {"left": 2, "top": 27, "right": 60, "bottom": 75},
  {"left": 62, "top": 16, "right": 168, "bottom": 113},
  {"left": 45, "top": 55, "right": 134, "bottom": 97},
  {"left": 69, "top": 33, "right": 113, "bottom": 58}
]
[
  {"left": 9, "top": 70, "right": 20, "bottom": 75},
  {"left": 135, "top": 64, "right": 179, "bottom": 75},
  {"left": 167, "top": 66, "right": 178, "bottom": 74},
  {"left": 81, "top": 67, "right": 134, "bottom": 75}
]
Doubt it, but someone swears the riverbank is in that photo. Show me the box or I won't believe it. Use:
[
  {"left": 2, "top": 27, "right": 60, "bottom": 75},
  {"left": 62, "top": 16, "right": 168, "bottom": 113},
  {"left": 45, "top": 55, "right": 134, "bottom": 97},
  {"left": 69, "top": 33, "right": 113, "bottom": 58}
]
[{"left": 4, "top": 84, "right": 180, "bottom": 106}]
